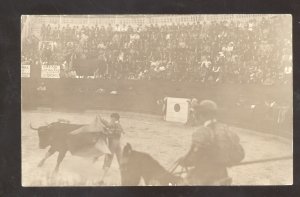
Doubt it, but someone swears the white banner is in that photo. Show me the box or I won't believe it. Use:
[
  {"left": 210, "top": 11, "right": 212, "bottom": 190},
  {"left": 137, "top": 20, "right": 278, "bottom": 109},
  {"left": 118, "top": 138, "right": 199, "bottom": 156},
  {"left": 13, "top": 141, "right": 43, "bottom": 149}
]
[
  {"left": 39, "top": 41, "right": 54, "bottom": 51},
  {"left": 21, "top": 65, "right": 30, "bottom": 78},
  {"left": 41, "top": 65, "right": 60, "bottom": 78},
  {"left": 166, "top": 97, "right": 190, "bottom": 123}
]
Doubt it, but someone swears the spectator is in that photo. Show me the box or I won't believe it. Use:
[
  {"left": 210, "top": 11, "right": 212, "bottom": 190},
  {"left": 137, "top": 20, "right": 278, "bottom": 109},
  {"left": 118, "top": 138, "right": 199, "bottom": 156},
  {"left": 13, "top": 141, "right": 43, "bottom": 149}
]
[{"left": 22, "top": 15, "right": 292, "bottom": 85}]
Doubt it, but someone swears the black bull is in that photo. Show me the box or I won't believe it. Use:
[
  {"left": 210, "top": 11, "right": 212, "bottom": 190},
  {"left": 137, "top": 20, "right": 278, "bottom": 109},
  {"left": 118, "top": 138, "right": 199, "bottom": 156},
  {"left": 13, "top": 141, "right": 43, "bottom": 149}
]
[{"left": 30, "top": 121, "right": 107, "bottom": 173}]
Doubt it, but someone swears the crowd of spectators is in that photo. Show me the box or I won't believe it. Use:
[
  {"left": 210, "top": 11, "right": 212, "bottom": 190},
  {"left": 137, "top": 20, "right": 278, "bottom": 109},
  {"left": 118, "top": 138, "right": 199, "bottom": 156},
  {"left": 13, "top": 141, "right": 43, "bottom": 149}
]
[{"left": 21, "top": 15, "right": 292, "bottom": 84}]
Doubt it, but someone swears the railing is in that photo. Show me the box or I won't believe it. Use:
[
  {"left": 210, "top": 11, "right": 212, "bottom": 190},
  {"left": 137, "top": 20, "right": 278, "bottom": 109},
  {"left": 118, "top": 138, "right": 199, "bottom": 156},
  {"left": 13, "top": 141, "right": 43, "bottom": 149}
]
[{"left": 21, "top": 78, "right": 292, "bottom": 136}]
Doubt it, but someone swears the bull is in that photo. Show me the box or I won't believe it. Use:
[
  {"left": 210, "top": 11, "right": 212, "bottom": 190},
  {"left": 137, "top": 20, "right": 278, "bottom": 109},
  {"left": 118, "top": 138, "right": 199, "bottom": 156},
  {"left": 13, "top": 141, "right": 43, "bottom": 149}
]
[{"left": 30, "top": 118, "right": 110, "bottom": 173}]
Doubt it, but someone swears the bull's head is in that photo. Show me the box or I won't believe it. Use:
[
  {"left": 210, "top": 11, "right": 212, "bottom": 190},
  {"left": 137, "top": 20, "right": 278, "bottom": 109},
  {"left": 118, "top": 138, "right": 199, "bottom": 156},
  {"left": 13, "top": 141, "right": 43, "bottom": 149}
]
[{"left": 30, "top": 123, "right": 52, "bottom": 149}]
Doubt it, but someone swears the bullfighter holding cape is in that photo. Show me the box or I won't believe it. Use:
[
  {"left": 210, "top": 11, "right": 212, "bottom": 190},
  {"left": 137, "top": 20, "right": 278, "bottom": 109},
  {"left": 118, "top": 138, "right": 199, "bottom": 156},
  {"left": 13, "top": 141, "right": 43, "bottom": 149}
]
[{"left": 68, "top": 115, "right": 111, "bottom": 158}]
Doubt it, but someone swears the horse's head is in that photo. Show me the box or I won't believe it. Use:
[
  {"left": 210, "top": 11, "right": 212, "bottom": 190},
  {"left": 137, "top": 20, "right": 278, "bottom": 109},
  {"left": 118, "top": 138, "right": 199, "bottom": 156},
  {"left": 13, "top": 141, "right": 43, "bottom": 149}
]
[
  {"left": 120, "top": 143, "right": 133, "bottom": 167},
  {"left": 120, "top": 143, "right": 143, "bottom": 186},
  {"left": 123, "top": 142, "right": 132, "bottom": 154}
]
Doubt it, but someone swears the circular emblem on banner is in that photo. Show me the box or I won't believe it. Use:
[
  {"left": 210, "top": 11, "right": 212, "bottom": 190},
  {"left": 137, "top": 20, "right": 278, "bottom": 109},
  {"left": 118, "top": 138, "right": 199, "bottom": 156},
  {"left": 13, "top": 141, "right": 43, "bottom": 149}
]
[
  {"left": 166, "top": 97, "right": 189, "bottom": 123},
  {"left": 174, "top": 103, "right": 181, "bottom": 112}
]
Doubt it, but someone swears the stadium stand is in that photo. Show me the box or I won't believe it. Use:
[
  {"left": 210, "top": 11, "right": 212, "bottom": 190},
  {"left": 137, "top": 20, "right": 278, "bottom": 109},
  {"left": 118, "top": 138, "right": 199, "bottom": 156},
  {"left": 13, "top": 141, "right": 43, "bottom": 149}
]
[
  {"left": 22, "top": 15, "right": 292, "bottom": 84},
  {"left": 21, "top": 15, "right": 292, "bottom": 136}
]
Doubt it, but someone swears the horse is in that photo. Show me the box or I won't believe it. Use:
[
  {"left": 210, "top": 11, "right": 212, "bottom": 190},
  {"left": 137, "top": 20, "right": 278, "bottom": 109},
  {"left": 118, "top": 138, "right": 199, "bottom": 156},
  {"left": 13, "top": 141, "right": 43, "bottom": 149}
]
[{"left": 120, "top": 143, "right": 182, "bottom": 186}]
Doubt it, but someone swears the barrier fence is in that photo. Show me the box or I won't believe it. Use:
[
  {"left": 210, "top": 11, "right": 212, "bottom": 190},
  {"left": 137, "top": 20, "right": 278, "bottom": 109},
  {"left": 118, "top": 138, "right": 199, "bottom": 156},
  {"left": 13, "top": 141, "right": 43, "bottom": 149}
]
[{"left": 21, "top": 78, "right": 292, "bottom": 136}]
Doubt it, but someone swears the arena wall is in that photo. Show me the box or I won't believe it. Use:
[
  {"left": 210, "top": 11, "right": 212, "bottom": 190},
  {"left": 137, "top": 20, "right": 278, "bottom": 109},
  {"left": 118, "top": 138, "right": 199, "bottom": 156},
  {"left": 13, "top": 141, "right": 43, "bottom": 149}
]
[{"left": 21, "top": 78, "right": 292, "bottom": 136}]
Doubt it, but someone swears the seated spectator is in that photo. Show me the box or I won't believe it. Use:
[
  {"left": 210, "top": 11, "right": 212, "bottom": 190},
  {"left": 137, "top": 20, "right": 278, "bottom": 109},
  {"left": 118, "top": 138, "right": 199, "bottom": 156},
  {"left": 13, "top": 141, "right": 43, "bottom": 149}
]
[{"left": 22, "top": 15, "right": 291, "bottom": 85}]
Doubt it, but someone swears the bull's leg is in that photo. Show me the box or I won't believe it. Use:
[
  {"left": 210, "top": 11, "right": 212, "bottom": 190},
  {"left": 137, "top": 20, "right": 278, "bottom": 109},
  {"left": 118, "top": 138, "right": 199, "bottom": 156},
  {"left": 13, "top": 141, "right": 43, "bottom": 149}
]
[
  {"left": 38, "top": 147, "right": 56, "bottom": 167},
  {"left": 54, "top": 150, "right": 67, "bottom": 173}
]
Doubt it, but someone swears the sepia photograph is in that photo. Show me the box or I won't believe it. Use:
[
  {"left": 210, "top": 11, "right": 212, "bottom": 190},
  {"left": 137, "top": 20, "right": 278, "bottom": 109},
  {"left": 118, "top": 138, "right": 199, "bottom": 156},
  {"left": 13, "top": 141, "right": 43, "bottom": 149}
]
[{"left": 21, "top": 14, "right": 293, "bottom": 186}]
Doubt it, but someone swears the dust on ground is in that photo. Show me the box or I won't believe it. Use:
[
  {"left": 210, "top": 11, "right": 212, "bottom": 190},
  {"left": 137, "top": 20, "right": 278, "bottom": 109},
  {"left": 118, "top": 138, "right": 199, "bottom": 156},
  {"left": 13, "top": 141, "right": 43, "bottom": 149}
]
[{"left": 22, "top": 110, "right": 292, "bottom": 186}]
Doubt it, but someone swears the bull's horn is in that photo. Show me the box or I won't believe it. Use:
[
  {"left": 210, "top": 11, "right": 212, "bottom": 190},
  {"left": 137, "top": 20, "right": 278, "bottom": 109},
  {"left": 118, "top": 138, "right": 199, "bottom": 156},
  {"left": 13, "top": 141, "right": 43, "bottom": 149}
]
[{"left": 30, "top": 123, "right": 39, "bottom": 130}]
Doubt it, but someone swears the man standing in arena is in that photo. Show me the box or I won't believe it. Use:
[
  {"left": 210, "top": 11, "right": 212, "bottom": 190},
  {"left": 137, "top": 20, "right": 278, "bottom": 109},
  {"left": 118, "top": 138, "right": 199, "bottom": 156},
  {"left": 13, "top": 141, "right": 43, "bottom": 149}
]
[
  {"left": 178, "top": 100, "right": 244, "bottom": 185},
  {"left": 187, "top": 98, "right": 199, "bottom": 126},
  {"left": 98, "top": 113, "right": 124, "bottom": 182}
]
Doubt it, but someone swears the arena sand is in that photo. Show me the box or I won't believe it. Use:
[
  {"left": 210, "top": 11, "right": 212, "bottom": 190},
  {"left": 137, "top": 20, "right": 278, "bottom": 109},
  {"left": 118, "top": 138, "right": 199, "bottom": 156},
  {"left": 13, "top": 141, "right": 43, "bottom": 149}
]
[{"left": 21, "top": 110, "right": 292, "bottom": 186}]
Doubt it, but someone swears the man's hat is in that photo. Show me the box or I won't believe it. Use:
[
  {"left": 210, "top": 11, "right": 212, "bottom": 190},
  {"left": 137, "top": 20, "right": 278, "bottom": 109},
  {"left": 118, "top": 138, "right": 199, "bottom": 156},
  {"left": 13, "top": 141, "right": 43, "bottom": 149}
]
[
  {"left": 111, "top": 113, "right": 120, "bottom": 120},
  {"left": 195, "top": 100, "right": 218, "bottom": 118},
  {"left": 198, "top": 100, "right": 218, "bottom": 111}
]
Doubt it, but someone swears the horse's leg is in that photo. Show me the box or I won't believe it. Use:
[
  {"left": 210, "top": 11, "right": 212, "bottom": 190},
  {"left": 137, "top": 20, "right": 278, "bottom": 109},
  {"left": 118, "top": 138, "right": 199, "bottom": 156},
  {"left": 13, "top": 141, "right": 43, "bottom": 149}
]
[
  {"left": 38, "top": 147, "right": 56, "bottom": 167},
  {"left": 54, "top": 150, "right": 67, "bottom": 173}
]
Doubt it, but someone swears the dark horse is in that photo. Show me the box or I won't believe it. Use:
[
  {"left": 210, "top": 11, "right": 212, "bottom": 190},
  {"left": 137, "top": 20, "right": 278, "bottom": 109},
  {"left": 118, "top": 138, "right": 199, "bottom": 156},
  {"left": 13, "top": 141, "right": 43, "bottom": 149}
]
[{"left": 120, "top": 143, "right": 182, "bottom": 186}]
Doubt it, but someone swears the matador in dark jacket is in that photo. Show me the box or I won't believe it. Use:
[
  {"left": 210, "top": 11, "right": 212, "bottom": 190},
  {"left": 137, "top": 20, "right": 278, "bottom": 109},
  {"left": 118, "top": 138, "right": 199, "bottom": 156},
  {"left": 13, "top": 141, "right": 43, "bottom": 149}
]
[{"left": 179, "top": 100, "right": 232, "bottom": 185}]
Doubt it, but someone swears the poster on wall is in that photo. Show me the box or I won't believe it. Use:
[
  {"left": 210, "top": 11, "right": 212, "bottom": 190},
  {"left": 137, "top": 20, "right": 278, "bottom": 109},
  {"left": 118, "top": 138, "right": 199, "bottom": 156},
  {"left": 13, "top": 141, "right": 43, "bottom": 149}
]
[
  {"left": 21, "top": 65, "right": 30, "bottom": 78},
  {"left": 41, "top": 65, "right": 60, "bottom": 78},
  {"left": 38, "top": 41, "right": 54, "bottom": 51}
]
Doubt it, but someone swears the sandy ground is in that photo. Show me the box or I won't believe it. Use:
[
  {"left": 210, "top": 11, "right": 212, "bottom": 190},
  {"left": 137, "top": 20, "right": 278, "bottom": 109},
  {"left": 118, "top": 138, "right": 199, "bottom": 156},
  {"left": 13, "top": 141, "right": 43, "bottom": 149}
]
[{"left": 22, "top": 110, "right": 293, "bottom": 186}]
